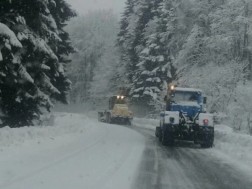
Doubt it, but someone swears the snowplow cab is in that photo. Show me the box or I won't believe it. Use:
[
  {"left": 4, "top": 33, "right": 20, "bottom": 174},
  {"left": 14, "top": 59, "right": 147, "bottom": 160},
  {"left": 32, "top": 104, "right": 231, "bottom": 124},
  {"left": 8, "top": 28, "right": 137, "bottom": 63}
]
[
  {"left": 109, "top": 95, "right": 127, "bottom": 110},
  {"left": 109, "top": 96, "right": 133, "bottom": 123},
  {"left": 168, "top": 87, "right": 205, "bottom": 119},
  {"left": 98, "top": 95, "right": 133, "bottom": 125}
]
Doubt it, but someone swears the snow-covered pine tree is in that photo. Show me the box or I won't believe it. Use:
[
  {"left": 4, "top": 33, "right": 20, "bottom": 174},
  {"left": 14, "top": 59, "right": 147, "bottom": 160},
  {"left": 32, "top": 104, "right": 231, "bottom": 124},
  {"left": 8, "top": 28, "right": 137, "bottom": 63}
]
[
  {"left": 117, "top": 0, "right": 139, "bottom": 85},
  {"left": 175, "top": 0, "right": 213, "bottom": 70},
  {"left": 131, "top": 0, "right": 176, "bottom": 105},
  {"left": 117, "top": 0, "right": 136, "bottom": 47},
  {"left": 0, "top": 0, "right": 75, "bottom": 126},
  {"left": 49, "top": 0, "right": 76, "bottom": 104},
  {"left": 118, "top": 0, "right": 164, "bottom": 100}
]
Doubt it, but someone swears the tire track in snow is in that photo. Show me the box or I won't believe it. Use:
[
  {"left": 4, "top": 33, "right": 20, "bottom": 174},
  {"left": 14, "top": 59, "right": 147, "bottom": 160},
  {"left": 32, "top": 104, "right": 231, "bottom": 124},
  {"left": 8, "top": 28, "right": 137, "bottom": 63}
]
[
  {"left": 0, "top": 123, "right": 109, "bottom": 189},
  {"left": 131, "top": 125, "right": 252, "bottom": 189}
]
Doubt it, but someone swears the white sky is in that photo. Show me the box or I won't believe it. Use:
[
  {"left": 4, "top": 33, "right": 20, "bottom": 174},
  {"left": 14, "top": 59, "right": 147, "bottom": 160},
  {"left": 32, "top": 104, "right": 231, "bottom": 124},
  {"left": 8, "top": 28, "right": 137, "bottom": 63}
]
[{"left": 66, "top": 0, "right": 126, "bottom": 15}]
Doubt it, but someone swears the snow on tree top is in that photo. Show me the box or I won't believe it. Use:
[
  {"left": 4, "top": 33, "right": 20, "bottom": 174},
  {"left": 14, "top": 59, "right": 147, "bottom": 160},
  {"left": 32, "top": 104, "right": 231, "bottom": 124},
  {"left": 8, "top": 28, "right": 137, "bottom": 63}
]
[
  {"left": 0, "top": 22, "right": 22, "bottom": 48},
  {"left": 30, "top": 36, "right": 58, "bottom": 61},
  {"left": 141, "top": 48, "right": 150, "bottom": 55},
  {"left": 157, "top": 55, "right": 164, "bottom": 62}
]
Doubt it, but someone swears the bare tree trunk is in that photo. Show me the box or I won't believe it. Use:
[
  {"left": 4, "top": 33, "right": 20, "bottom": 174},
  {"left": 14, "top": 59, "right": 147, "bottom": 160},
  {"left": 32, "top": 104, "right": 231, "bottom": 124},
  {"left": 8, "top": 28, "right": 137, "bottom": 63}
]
[
  {"left": 242, "top": 1, "right": 251, "bottom": 79},
  {"left": 247, "top": 112, "right": 252, "bottom": 135}
]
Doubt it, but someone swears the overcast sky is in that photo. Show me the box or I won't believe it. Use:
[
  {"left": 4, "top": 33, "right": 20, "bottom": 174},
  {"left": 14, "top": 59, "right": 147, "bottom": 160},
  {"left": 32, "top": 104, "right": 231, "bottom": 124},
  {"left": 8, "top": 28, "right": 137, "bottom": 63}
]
[{"left": 66, "top": 0, "right": 126, "bottom": 15}]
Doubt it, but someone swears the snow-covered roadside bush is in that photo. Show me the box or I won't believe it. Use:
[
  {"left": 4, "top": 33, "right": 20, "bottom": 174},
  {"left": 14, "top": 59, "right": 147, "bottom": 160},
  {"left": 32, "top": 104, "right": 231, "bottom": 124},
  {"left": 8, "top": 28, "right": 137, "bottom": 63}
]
[
  {"left": 226, "top": 82, "right": 252, "bottom": 134},
  {"left": 0, "top": 113, "right": 91, "bottom": 148},
  {"left": 214, "top": 124, "right": 252, "bottom": 168}
]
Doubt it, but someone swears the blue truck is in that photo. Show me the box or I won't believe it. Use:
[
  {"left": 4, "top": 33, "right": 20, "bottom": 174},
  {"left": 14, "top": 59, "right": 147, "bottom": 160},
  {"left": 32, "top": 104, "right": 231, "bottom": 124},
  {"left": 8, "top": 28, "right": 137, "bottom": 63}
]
[{"left": 155, "top": 85, "right": 214, "bottom": 148}]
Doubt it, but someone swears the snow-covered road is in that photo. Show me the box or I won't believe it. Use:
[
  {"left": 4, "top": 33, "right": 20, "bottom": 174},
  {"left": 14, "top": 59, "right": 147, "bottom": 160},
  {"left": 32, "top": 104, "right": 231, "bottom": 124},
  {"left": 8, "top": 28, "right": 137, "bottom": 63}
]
[
  {"left": 1, "top": 113, "right": 252, "bottom": 189},
  {"left": 0, "top": 113, "right": 145, "bottom": 189},
  {"left": 132, "top": 126, "right": 252, "bottom": 189}
]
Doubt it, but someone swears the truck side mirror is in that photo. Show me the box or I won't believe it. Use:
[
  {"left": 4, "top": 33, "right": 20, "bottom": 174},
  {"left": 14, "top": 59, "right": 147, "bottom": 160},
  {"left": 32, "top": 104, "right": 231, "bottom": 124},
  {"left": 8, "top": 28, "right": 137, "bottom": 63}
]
[{"left": 203, "top": 97, "right": 207, "bottom": 104}]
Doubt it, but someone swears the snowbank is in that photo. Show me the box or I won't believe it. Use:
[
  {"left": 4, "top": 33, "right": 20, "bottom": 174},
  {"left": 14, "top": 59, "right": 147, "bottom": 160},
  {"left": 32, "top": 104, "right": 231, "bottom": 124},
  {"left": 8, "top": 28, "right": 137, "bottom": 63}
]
[
  {"left": 132, "top": 117, "right": 159, "bottom": 130},
  {"left": 214, "top": 124, "right": 252, "bottom": 166},
  {"left": 0, "top": 112, "right": 145, "bottom": 189},
  {"left": 1, "top": 113, "right": 252, "bottom": 180},
  {"left": 0, "top": 113, "right": 91, "bottom": 149}
]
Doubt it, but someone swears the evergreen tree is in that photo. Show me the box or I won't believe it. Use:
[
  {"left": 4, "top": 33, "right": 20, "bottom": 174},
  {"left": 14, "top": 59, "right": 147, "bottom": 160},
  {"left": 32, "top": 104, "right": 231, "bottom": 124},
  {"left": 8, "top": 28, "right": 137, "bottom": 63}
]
[
  {"left": 130, "top": 0, "right": 176, "bottom": 104},
  {"left": 0, "top": 0, "right": 76, "bottom": 126},
  {"left": 118, "top": 0, "right": 165, "bottom": 104},
  {"left": 117, "top": 0, "right": 252, "bottom": 129},
  {"left": 117, "top": 0, "right": 139, "bottom": 86}
]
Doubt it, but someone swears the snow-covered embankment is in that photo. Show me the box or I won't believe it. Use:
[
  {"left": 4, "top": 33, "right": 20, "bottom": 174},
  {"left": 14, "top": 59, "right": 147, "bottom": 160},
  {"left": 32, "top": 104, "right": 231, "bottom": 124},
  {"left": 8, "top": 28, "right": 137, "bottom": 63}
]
[{"left": 0, "top": 113, "right": 145, "bottom": 189}]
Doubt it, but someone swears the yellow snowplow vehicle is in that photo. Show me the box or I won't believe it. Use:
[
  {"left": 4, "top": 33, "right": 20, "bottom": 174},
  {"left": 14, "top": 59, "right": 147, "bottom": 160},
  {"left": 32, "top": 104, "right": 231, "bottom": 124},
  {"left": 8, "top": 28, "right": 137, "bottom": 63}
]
[{"left": 98, "top": 95, "right": 133, "bottom": 125}]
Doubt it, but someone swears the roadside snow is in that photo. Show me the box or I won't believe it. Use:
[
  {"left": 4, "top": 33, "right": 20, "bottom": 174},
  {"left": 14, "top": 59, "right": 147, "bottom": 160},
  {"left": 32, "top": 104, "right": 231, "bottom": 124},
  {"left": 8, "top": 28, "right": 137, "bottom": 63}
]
[
  {"left": 0, "top": 113, "right": 88, "bottom": 149},
  {"left": 0, "top": 113, "right": 145, "bottom": 189},
  {"left": 214, "top": 124, "right": 252, "bottom": 169},
  {"left": 132, "top": 117, "right": 159, "bottom": 130},
  {"left": 2, "top": 113, "right": 252, "bottom": 188}
]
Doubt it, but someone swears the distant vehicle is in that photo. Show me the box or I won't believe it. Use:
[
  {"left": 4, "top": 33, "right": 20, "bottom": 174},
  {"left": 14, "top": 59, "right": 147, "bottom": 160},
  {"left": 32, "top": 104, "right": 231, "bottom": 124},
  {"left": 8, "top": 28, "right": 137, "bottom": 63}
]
[
  {"left": 155, "top": 85, "right": 214, "bottom": 148},
  {"left": 98, "top": 95, "right": 133, "bottom": 125}
]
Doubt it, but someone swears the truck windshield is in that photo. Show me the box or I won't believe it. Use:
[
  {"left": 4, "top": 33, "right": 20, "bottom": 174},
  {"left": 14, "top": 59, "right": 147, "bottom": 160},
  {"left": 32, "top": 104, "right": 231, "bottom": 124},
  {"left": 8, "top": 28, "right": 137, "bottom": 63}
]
[{"left": 172, "top": 91, "right": 198, "bottom": 103}]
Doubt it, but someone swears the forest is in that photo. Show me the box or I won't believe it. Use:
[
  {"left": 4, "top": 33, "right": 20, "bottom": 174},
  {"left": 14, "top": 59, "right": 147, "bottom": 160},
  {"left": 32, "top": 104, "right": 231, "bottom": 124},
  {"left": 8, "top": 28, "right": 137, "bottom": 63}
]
[
  {"left": 68, "top": 0, "right": 252, "bottom": 132},
  {"left": 1, "top": 0, "right": 252, "bottom": 133}
]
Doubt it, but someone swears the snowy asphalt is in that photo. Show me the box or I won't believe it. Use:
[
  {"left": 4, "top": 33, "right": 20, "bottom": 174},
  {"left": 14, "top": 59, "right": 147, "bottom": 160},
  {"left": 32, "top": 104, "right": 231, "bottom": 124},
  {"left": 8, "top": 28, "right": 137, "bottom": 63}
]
[
  {"left": 1, "top": 113, "right": 252, "bottom": 189},
  {"left": 131, "top": 126, "right": 252, "bottom": 189}
]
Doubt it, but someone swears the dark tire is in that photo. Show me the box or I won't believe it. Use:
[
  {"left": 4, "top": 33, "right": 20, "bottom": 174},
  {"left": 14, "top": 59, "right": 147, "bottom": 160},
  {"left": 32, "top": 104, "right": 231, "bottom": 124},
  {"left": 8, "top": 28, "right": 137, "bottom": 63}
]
[
  {"left": 98, "top": 112, "right": 104, "bottom": 122},
  {"left": 126, "top": 118, "right": 132, "bottom": 126},
  {"left": 155, "top": 127, "right": 160, "bottom": 137},
  {"left": 200, "top": 134, "right": 214, "bottom": 148},
  {"left": 158, "top": 128, "right": 162, "bottom": 142},
  {"left": 201, "top": 142, "right": 212, "bottom": 148},
  {"left": 161, "top": 130, "right": 167, "bottom": 146},
  {"left": 162, "top": 130, "right": 174, "bottom": 146},
  {"left": 106, "top": 113, "right": 112, "bottom": 123}
]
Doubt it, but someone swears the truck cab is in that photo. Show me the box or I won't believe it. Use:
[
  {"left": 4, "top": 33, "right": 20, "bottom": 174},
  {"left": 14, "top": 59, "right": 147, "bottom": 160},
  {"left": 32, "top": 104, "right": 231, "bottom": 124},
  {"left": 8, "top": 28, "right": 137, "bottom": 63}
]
[
  {"left": 167, "top": 87, "right": 206, "bottom": 118},
  {"left": 98, "top": 95, "right": 133, "bottom": 125}
]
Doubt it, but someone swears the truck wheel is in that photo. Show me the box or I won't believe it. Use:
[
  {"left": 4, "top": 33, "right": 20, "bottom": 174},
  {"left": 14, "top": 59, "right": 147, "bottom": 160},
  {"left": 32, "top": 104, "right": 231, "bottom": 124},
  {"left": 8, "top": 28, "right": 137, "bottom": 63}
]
[
  {"left": 106, "top": 113, "right": 111, "bottom": 123},
  {"left": 126, "top": 119, "right": 132, "bottom": 126},
  {"left": 161, "top": 130, "right": 167, "bottom": 145},
  {"left": 201, "top": 135, "right": 214, "bottom": 148},
  {"left": 201, "top": 142, "right": 213, "bottom": 148},
  {"left": 158, "top": 130, "right": 162, "bottom": 142},
  {"left": 162, "top": 130, "right": 174, "bottom": 146},
  {"left": 98, "top": 112, "right": 104, "bottom": 122},
  {"left": 155, "top": 127, "right": 160, "bottom": 137}
]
